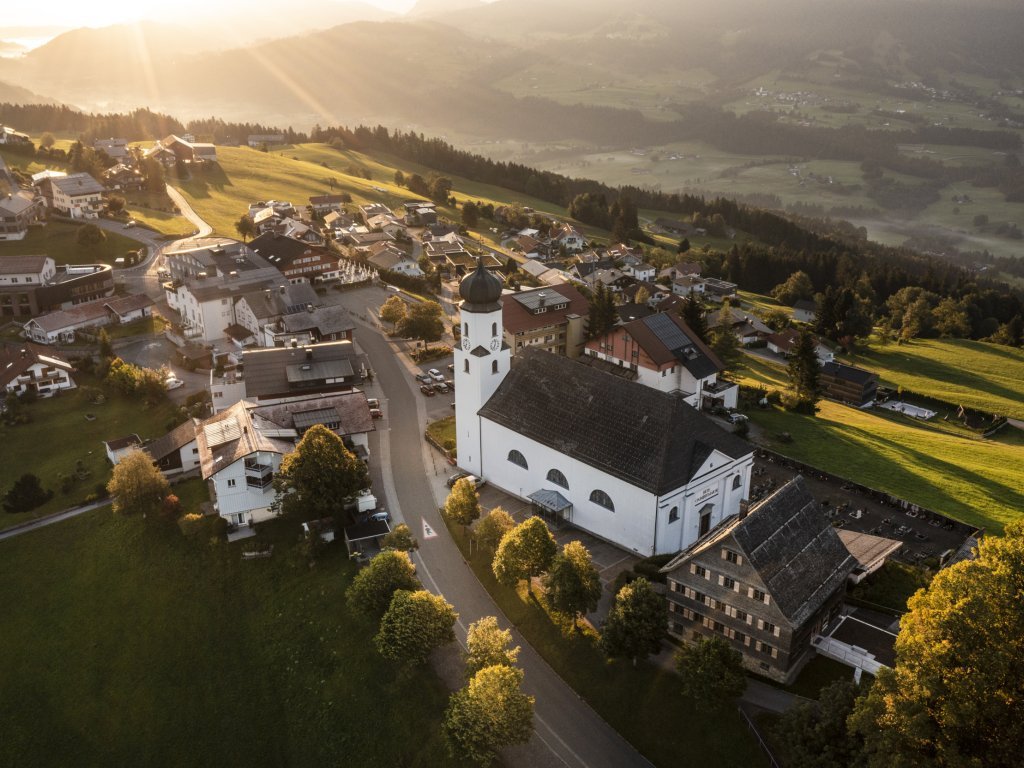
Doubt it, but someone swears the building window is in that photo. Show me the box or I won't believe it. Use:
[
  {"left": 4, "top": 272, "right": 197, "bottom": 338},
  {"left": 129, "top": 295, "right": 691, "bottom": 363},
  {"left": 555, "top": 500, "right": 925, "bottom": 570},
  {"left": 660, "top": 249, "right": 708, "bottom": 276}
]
[
  {"left": 699, "top": 503, "right": 713, "bottom": 537},
  {"left": 751, "top": 588, "right": 769, "bottom": 605},
  {"left": 491, "top": 322, "right": 497, "bottom": 337},
  {"left": 463, "top": 322, "right": 468, "bottom": 337},
  {"left": 546, "top": 468, "right": 568, "bottom": 488},
  {"left": 692, "top": 564, "right": 708, "bottom": 579},
  {"left": 227, "top": 478, "right": 236, "bottom": 488},
  {"left": 507, "top": 449, "right": 528, "bottom": 469},
  {"left": 491, "top": 360, "right": 498, "bottom": 374},
  {"left": 589, "top": 489, "right": 614, "bottom": 511},
  {"left": 668, "top": 506, "right": 679, "bottom": 523},
  {"left": 732, "top": 475, "right": 742, "bottom": 490},
  {"left": 721, "top": 576, "right": 736, "bottom": 590},
  {"left": 463, "top": 359, "right": 469, "bottom": 373},
  {"left": 723, "top": 549, "right": 742, "bottom": 565}
]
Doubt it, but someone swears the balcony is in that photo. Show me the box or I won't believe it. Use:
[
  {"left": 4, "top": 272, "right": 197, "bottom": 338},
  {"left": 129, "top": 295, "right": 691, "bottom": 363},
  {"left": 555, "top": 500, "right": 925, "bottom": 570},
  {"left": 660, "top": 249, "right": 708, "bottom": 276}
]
[{"left": 244, "top": 459, "right": 273, "bottom": 491}]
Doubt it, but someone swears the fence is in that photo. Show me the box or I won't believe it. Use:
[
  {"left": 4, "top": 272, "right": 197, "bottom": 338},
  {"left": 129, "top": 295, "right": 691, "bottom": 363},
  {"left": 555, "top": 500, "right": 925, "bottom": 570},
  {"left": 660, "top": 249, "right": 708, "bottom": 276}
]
[{"left": 737, "top": 706, "right": 782, "bottom": 768}]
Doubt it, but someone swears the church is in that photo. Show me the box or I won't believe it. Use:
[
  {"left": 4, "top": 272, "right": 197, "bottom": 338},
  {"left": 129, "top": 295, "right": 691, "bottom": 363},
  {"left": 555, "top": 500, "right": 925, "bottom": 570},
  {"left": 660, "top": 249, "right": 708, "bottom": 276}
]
[{"left": 454, "top": 261, "right": 756, "bottom": 557}]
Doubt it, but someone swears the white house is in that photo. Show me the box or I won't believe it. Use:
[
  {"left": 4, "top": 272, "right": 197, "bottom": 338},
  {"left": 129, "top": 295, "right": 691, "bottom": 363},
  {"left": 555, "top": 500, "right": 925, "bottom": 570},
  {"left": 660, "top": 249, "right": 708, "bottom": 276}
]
[
  {"left": 49, "top": 173, "right": 105, "bottom": 219},
  {"left": 766, "top": 328, "right": 835, "bottom": 363},
  {"left": 455, "top": 261, "right": 754, "bottom": 557},
  {"left": 627, "top": 262, "right": 656, "bottom": 282},
  {"left": 793, "top": 299, "right": 817, "bottom": 324},
  {"left": 23, "top": 294, "right": 154, "bottom": 345},
  {"left": 672, "top": 274, "right": 706, "bottom": 296},
  {"left": 0, "top": 343, "right": 76, "bottom": 397},
  {"left": 366, "top": 243, "right": 423, "bottom": 276},
  {"left": 0, "top": 191, "right": 45, "bottom": 241},
  {"left": 0, "top": 254, "right": 55, "bottom": 286},
  {"left": 104, "top": 435, "right": 143, "bottom": 465}
]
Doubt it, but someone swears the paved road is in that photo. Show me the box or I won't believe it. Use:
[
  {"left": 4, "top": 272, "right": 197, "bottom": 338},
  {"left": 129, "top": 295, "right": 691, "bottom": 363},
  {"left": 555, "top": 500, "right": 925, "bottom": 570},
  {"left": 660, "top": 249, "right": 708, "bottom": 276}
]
[
  {"left": 351, "top": 305, "right": 652, "bottom": 768},
  {"left": 165, "top": 184, "right": 212, "bottom": 238},
  {"left": 0, "top": 498, "right": 111, "bottom": 543}
]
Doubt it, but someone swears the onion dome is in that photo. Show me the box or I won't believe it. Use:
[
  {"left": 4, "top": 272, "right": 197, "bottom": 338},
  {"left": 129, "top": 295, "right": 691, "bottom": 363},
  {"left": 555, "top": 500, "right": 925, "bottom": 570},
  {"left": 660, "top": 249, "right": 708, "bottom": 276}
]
[{"left": 458, "top": 257, "right": 503, "bottom": 312}]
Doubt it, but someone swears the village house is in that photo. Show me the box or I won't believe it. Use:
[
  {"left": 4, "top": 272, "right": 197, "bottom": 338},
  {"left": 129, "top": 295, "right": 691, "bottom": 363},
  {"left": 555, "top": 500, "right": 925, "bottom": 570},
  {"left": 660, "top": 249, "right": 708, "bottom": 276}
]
[
  {"left": 358, "top": 203, "right": 392, "bottom": 225},
  {"left": 210, "top": 340, "right": 366, "bottom": 413},
  {"left": 584, "top": 312, "right": 738, "bottom": 409},
  {"left": 101, "top": 164, "right": 146, "bottom": 193},
  {"left": 651, "top": 217, "right": 693, "bottom": 236},
  {"left": 820, "top": 361, "right": 879, "bottom": 406},
  {"left": 701, "top": 277, "right": 739, "bottom": 303},
  {"left": 455, "top": 263, "right": 754, "bottom": 557},
  {"left": 0, "top": 125, "right": 32, "bottom": 146},
  {"left": 672, "top": 274, "right": 706, "bottom": 296},
  {"left": 659, "top": 261, "right": 702, "bottom": 282},
  {"left": 1, "top": 258, "right": 114, "bottom": 320},
  {"left": 402, "top": 200, "right": 437, "bottom": 226},
  {"left": 662, "top": 476, "right": 856, "bottom": 683},
  {"left": 501, "top": 283, "right": 589, "bottom": 359},
  {"left": 104, "top": 435, "right": 144, "bottom": 465},
  {"left": 551, "top": 223, "right": 587, "bottom": 253},
  {"left": 0, "top": 190, "right": 45, "bottom": 241},
  {"left": 144, "top": 418, "right": 201, "bottom": 477},
  {"left": 93, "top": 138, "right": 130, "bottom": 161},
  {"left": 144, "top": 135, "right": 217, "bottom": 166},
  {"left": 340, "top": 230, "right": 396, "bottom": 258},
  {"left": 365, "top": 242, "right": 423, "bottom": 276},
  {"left": 47, "top": 173, "right": 104, "bottom": 219},
  {"left": 626, "top": 262, "right": 656, "bottom": 282},
  {"left": 0, "top": 343, "right": 76, "bottom": 398},
  {"left": 23, "top": 293, "right": 154, "bottom": 344},
  {"left": 248, "top": 232, "right": 337, "bottom": 283},
  {"left": 708, "top": 306, "right": 773, "bottom": 346},
  {"left": 793, "top": 299, "right": 818, "bottom": 323},
  {"left": 766, "top": 328, "right": 835, "bottom": 363},
  {"left": 233, "top": 282, "right": 319, "bottom": 343},
  {"left": 309, "top": 194, "right": 350, "bottom": 215},
  {"left": 248, "top": 134, "right": 286, "bottom": 148}
]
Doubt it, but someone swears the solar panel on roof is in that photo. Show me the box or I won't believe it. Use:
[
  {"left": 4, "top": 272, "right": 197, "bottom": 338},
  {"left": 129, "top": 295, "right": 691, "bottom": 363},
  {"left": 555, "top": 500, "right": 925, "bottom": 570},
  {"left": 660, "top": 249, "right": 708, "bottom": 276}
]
[
  {"left": 292, "top": 408, "right": 340, "bottom": 430},
  {"left": 643, "top": 312, "right": 693, "bottom": 354}
]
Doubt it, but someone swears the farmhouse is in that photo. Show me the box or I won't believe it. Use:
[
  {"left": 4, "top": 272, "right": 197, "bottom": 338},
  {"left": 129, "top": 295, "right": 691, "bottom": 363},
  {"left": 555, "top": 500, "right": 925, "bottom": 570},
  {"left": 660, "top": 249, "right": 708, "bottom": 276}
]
[
  {"left": 23, "top": 294, "right": 153, "bottom": 344},
  {"left": 0, "top": 190, "right": 45, "bottom": 240},
  {"left": 48, "top": 173, "right": 104, "bottom": 219},
  {"left": 0, "top": 343, "right": 76, "bottom": 397},
  {"left": 663, "top": 476, "right": 856, "bottom": 683},
  {"left": 455, "top": 261, "right": 754, "bottom": 557},
  {"left": 144, "top": 418, "right": 201, "bottom": 476},
  {"left": 820, "top": 361, "right": 878, "bottom": 406},
  {"left": 766, "top": 328, "right": 835, "bottom": 363}
]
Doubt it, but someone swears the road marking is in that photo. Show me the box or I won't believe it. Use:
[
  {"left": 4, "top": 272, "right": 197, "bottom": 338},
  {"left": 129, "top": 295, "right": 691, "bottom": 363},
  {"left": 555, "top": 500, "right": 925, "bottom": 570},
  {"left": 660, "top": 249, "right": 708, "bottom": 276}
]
[{"left": 423, "top": 519, "right": 438, "bottom": 539}]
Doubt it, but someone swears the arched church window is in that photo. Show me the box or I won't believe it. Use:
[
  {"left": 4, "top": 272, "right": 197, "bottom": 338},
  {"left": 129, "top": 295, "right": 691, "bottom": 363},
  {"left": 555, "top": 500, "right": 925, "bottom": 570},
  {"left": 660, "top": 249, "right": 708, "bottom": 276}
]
[
  {"left": 546, "top": 468, "right": 568, "bottom": 488},
  {"left": 590, "top": 489, "right": 614, "bottom": 511},
  {"left": 507, "top": 450, "right": 528, "bottom": 469}
]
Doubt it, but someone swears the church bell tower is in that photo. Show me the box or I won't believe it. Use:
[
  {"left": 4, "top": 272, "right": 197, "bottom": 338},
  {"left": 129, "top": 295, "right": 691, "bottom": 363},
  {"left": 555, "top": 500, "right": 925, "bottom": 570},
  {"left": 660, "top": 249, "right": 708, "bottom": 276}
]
[{"left": 454, "top": 259, "right": 510, "bottom": 476}]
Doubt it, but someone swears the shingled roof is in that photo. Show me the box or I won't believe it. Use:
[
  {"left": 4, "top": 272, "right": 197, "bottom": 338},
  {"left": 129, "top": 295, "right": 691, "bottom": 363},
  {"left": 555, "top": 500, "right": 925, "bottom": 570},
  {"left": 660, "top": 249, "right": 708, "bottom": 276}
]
[
  {"left": 478, "top": 348, "right": 752, "bottom": 494},
  {"left": 732, "top": 476, "right": 856, "bottom": 626}
]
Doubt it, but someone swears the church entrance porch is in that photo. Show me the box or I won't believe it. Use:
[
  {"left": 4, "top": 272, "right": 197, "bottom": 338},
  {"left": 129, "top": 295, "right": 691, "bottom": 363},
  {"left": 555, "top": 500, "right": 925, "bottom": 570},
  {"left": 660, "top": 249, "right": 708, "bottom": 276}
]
[{"left": 528, "top": 488, "right": 573, "bottom": 530}]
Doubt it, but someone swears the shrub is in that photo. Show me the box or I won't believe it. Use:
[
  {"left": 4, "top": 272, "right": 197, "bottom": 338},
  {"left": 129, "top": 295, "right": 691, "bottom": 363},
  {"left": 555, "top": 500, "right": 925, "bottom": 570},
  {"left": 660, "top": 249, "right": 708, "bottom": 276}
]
[{"left": 178, "top": 513, "right": 205, "bottom": 538}]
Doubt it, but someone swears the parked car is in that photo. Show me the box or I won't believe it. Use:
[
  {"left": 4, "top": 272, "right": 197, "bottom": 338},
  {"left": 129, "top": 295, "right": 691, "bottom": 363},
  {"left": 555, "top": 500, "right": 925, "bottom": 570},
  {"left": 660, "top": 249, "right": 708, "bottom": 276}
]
[
  {"left": 444, "top": 379, "right": 455, "bottom": 391},
  {"left": 123, "top": 219, "right": 137, "bottom": 228},
  {"left": 164, "top": 376, "right": 184, "bottom": 390},
  {"left": 369, "top": 509, "right": 391, "bottom": 523},
  {"left": 728, "top": 413, "right": 748, "bottom": 424},
  {"left": 415, "top": 373, "right": 433, "bottom": 385},
  {"left": 433, "top": 382, "right": 449, "bottom": 393},
  {"left": 446, "top": 471, "right": 469, "bottom": 488},
  {"left": 366, "top": 398, "right": 380, "bottom": 409},
  {"left": 369, "top": 408, "right": 384, "bottom": 419},
  {"left": 420, "top": 384, "right": 436, "bottom": 396},
  {"left": 427, "top": 368, "right": 445, "bottom": 382}
]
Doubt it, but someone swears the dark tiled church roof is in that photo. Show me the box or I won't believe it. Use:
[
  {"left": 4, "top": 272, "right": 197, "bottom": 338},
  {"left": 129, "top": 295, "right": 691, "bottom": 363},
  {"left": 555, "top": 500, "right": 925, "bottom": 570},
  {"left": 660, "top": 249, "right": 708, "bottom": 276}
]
[
  {"left": 733, "top": 476, "right": 856, "bottom": 626},
  {"left": 478, "top": 348, "right": 752, "bottom": 494}
]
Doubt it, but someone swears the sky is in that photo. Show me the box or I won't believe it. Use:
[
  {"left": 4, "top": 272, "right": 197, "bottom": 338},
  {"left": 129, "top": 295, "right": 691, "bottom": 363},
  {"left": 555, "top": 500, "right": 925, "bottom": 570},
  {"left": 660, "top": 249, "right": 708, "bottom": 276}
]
[{"left": 0, "top": 0, "right": 418, "bottom": 32}]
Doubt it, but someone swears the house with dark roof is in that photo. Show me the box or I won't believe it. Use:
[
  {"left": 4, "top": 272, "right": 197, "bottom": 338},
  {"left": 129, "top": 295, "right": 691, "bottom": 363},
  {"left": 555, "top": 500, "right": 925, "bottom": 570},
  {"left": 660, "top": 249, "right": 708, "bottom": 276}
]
[
  {"left": 792, "top": 299, "right": 817, "bottom": 324},
  {"left": 0, "top": 190, "right": 44, "bottom": 240},
  {"left": 766, "top": 328, "right": 834, "bottom": 363},
  {"left": 454, "top": 260, "right": 754, "bottom": 556},
  {"left": 707, "top": 306, "right": 773, "bottom": 347},
  {"left": 663, "top": 476, "right": 856, "bottom": 683},
  {"left": 502, "top": 284, "right": 589, "bottom": 358},
  {"left": 309, "top": 193, "right": 350, "bottom": 214},
  {"left": 820, "top": 361, "right": 878, "bottom": 406},
  {"left": 144, "top": 418, "right": 200, "bottom": 476},
  {"left": 248, "top": 232, "right": 336, "bottom": 283},
  {"left": 104, "top": 434, "right": 143, "bottom": 465},
  {"left": 583, "top": 312, "right": 738, "bottom": 409},
  {"left": 0, "top": 343, "right": 76, "bottom": 397},
  {"left": 48, "top": 173, "right": 104, "bottom": 219}
]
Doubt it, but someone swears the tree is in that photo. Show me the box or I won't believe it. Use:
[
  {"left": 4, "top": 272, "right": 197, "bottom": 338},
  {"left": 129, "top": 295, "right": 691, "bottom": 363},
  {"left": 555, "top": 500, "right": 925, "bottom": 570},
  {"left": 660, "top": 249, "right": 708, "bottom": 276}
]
[
  {"left": 678, "top": 237, "right": 690, "bottom": 253},
  {"left": 675, "top": 636, "right": 747, "bottom": 710},
  {"left": 97, "top": 328, "right": 114, "bottom": 360},
  {"left": 142, "top": 156, "right": 165, "bottom": 192},
  {"left": 234, "top": 214, "right": 256, "bottom": 242},
  {"left": 393, "top": 169, "right": 405, "bottom": 187},
  {"left": 107, "top": 195, "right": 126, "bottom": 214},
  {"left": 633, "top": 285, "right": 650, "bottom": 306},
  {"left": 850, "top": 522, "right": 1024, "bottom": 768},
  {"left": 428, "top": 175, "right": 453, "bottom": 204},
  {"left": 544, "top": 541, "right": 601, "bottom": 630},
  {"left": 346, "top": 550, "right": 421, "bottom": 616},
  {"left": 932, "top": 297, "right": 971, "bottom": 338},
  {"left": 382, "top": 523, "right": 419, "bottom": 552},
  {"left": 786, "top": 329, "right": 822, "bottom": 410},
  {"left": 76, "top": 223, "right": 106, "bottom": 246},
  {"left": 2, "top": 473, "right": 53, "bottom": 514},
  {"left": 375, "top": 589, "right": 457, "bottom": 665},
  {"left": 586, "top": 283, "right": 618, "bottom": 339},
  {"left": 445, "top": 477, "right": 481, "bottom": 534},
  {"left": 710, "top": 328, "right": 741, "bottom": 370},
  {"left": 397, "top": 301, "right": 445, "bottom": 349},
  {"left": 601, "top": 577, "right": 666, "bottom": 665},
  {"left": 106, "top": 449, "right": 170, "bottom": 517},
  {"left": 474, "top": 507, "right": 515, "bottom": 551},
  {"left": 273, "top": 424, "right": 368, "bottom": 520},
  {"left": 465, "top": 616, "right": 520, "bottom": 676},
  {"left": 443, "top": 664, "right": 534, "bottom": 766},
  {"left": 492, "top": 517, "right": 557, "bottom": 594},
  {"left": 39, "top": 132, "right": 56, "bottom": 150},
  {"left": 679, "top": 293, "right": 709, "bottom": 343},
  {"left": 379, "top": 295, "right": 407, "bottom": 329},
  {"left": 771, "top": 270, "right": 814, "bottom": 305},
  {"left": 771, "top": 679, "right": 864, "bottom": 768},
  {"left": 462, "top": 201, "right": 479, "bottom": 228}
]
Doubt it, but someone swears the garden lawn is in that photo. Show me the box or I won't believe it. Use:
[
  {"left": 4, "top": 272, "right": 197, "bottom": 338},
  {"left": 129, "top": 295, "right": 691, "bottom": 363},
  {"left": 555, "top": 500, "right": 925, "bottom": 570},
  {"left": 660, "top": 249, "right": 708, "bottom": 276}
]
[
  {"left": 443, "top": 520, "right": 762, "bottom": 768},
  {"left": 0, "top": 221, "right": 141, "bottom": 267},
  {"left": 842, "top": 338, "right": 1024, "bottom": 421},
  {"left": 0, "top": 512, "right": 455, "bottom": 767},
  {"left": 0, "top": 382, "right": 180, "bottom": 530},
  {"left": 749, "top": 400, "right": 1024, "bottom": 533},
  {"left": 426, "top": 415, "right": 456, "bottom": 450}
]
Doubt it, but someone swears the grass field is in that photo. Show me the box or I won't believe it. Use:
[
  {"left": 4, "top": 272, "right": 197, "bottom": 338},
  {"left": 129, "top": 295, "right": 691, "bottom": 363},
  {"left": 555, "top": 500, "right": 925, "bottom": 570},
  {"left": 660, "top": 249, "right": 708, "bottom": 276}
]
[
  {"left": 842, "top": 338, "right": 1024, "bottom": 420},
  {"left": 443, "top": 519, "right": 762, "bottom": 767},
  {"left": 0, "top": 381, "right": 181, "bottom": 530},
  {"left": 0, "top": 221, "right": 142, "bottom": 267},
  {"left": 0, "top": 512, "right": 455, "bottom": 767}
]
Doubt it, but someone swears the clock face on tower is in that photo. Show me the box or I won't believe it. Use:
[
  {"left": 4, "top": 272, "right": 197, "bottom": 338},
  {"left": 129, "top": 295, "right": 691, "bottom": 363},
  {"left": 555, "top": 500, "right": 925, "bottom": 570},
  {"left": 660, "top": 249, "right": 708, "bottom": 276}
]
[
  {"left": 489, "top": 338, "right": 500, "bottom": 351},
  {"left": 462, "top": 337, "right": 470, "bottom": 351}
]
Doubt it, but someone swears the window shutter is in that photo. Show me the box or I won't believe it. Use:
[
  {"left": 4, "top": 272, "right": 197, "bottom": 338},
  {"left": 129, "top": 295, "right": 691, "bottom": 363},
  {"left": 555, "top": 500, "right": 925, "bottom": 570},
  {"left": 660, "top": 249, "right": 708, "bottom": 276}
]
[
  {"left": 763, "top": 594, "right": 771, "bottom": 606},
  {"left": 774, "top": 625, "right": 781, "bottom": 638},
  {"left": 705, "top": 569, "right": 711, "bottom": 581},
  {"left": 747, "top": 614, "right": 753, "bottom": 626},
  {"left": 747, "top": 587, "right": 754, "bottom": 599},
  {"left": 689, "top": 563, "right": 696, "bottom": 575},
  {"left": 757, "top": 619, "right": 764, "bottom": 630},
  {"left": 733, "top": 581, "right": 741, "bottom": 593},
  {"left": 720, "top": 549, "right": 728, "bottom": 560},
  {"left": 736, "top": 555, "right": 743, "bottom": 566},
  {"left": 717, "top": 575, "right": 724, "bottom": 586}
]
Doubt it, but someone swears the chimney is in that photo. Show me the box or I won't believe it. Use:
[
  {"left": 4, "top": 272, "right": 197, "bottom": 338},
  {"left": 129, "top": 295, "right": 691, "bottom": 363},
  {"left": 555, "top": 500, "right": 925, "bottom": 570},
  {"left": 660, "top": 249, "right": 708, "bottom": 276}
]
[
  {"left": 307, "top": 303, "right": 314, "bottom": 313},
  {"left": 738, "top": 499, "right": 750, "bottom": 520},
  {"left": 305, "top": 348, "right": 313, "bottom": 360}
]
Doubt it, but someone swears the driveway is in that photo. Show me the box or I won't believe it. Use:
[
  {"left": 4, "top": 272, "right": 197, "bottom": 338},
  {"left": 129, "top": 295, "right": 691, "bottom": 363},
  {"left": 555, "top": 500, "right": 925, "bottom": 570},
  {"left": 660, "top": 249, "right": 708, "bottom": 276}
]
[{"left": 339, "top": 288, "right": 652, "bottom": 768}]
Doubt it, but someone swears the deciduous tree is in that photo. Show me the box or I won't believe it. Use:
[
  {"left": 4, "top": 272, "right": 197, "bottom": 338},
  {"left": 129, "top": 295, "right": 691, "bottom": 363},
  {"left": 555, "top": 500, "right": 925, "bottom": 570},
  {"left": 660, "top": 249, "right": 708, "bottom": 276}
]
[
  {"left": 107, "top": 449, "right": 170, "bottom": 517},
  {"left": 273, "top": 424, "right": 368, "bottom": 520},
  {"left": 445, "top": 477, "right": 481, "bottom": 534},
  {"left": 379, "top": 295, "right": 407, "bottom": 329},
  {"left": 850, "top": 522, "right": 1024, "bottom": 768},
  {"left": 375, "top": 589, "right": 457, "bottom": 665},
  {"left": 234, "top": 214, "right": 256, "bottom": 242},
  {"left": 601, "top": 577, "right": 666, "bottom": 665},
  {"left": 771, "top": 679, "right": 863, "bottom": 768},
  {"left": 710, "top": 328, "right": 741, "bottom": 370},
  {"left": 771, "top": 270, "right": 814, "bottom": 305},
  {"left": 346, "top": 550, "right": 420, "bottom": 616},
  {"left": 382, "top": 523, "right": 419, "bottom": 552},
  {"left": 474, "top": 507, "right": 515, "bottom": 551},
  {"left": 675, "top": 635, "right": 747, "bottom": 709},
  {"left": 492, "top": 517, "right": 557, "bottom": 594},
  {"left": 462, "top": 201, "right": 479, "bottom": 228},
  {"left": 544, "top": 541, "right": 601, "bottom": 629},
  {"left": 443, "top": 665, "right": 534, "bottom": 766},
  {"left": 465, "top": 616, "right": 519, "bottom": 677},
  {"left": 398, "top": 300, "right": 445, "bottom": 349}
]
